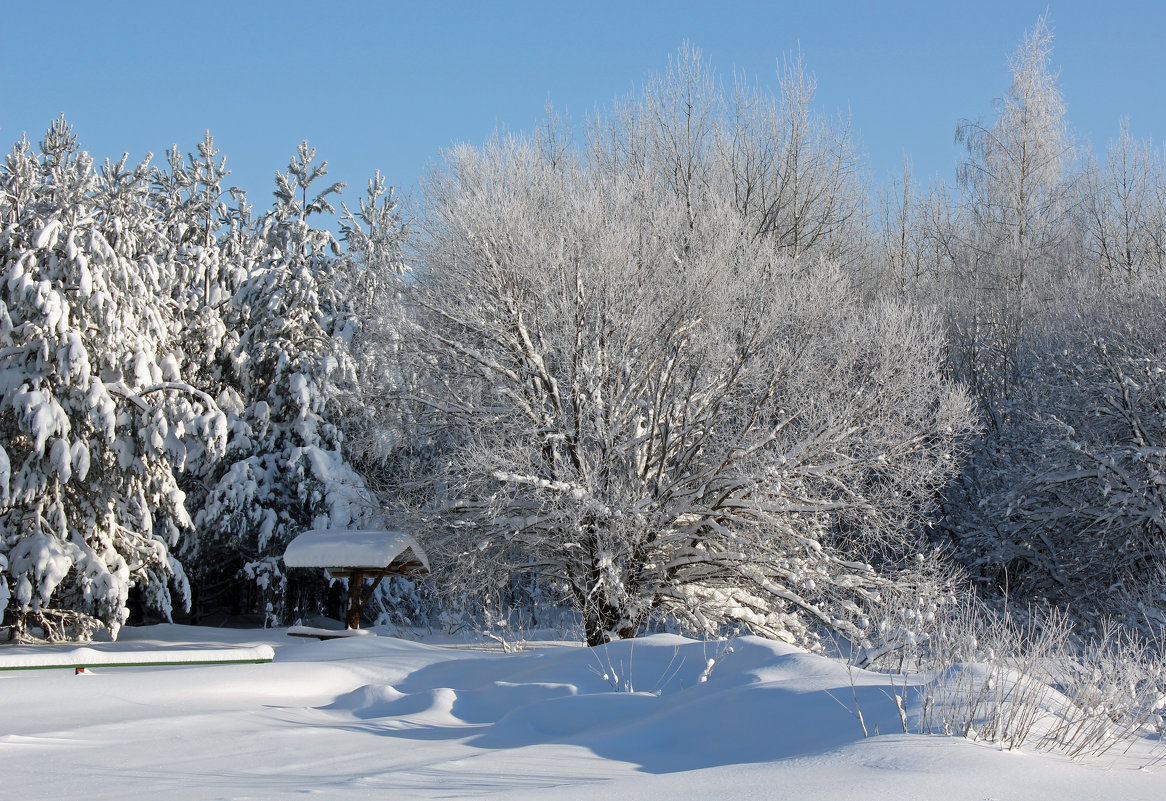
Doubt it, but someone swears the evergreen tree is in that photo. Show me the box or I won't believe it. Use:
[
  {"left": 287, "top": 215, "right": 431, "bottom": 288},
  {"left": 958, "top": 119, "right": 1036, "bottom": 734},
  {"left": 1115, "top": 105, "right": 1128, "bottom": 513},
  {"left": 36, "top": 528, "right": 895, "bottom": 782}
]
[
  {"left": 190, "top": 143, "right": 383, "bottom": 623},
  {"left": 0, "top": 119, "right": 225, "bottom": 638}
]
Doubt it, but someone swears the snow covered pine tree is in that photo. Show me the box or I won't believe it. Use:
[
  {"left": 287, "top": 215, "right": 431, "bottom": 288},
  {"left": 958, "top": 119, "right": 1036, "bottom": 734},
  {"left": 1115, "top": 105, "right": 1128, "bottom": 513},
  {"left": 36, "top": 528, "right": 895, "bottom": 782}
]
[
  {"left": 191, "top": 143, "right": 386, "bottom": 623},
  {"left": 0, "top": 119, "right": 225, "bottom": 639}
]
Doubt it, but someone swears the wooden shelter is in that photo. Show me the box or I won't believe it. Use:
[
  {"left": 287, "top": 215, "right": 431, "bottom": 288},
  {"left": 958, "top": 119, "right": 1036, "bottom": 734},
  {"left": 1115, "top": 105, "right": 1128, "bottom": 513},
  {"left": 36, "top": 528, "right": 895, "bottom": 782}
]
[{"left": 283, "top": 529, "right": 429, "bottom": 630}]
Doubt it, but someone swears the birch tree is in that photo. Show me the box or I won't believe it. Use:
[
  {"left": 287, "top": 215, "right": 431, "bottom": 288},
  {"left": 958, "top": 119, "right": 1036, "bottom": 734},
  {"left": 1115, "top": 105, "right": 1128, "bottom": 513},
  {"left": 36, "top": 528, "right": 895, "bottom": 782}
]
[
  {"left": 950, "top": 16, "right": 1077, "bottom": 405},
  {"left": 1081, "top": 123, "right": 1166, "bottom": 277}
]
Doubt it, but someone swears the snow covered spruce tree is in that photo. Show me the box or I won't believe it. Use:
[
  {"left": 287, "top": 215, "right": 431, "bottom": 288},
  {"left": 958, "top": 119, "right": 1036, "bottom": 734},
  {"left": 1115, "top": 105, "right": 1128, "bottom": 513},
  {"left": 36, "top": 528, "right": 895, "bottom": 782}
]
[
  {"left": 188, "top": 143, "right": 392, "bottom": 623},
  {"left": 0, "top": 119, "right": 225, "bottom": 638},
  {"left": 151, "top": 131, "right": 253, "bottom": 478},
  {"left": 333, "top": 171, "right": 412, "bottom": 469},
  {"left": 406, "top": 138, "right": 975, "bottom": 647}
]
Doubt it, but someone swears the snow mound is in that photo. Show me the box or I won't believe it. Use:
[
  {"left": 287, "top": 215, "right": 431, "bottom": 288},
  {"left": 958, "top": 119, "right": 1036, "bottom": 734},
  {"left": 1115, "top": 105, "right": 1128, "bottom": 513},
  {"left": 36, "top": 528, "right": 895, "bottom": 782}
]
[{"left": 311, "top": 635, "right": 905, "bottom": 772}]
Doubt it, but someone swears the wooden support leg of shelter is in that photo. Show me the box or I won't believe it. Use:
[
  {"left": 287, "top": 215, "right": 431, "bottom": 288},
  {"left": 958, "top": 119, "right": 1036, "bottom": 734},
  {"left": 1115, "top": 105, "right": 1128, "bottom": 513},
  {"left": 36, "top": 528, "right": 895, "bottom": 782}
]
[{"left": 345, "top": 570, "right": 365, "bottom": 630}]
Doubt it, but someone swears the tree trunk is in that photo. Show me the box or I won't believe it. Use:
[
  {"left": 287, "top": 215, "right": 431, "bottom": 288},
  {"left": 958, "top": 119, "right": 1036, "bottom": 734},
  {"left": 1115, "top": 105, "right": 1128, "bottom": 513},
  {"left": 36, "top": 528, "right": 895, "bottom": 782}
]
[{"left": 581, "top": 597, "right": 641, "bottom": 647}]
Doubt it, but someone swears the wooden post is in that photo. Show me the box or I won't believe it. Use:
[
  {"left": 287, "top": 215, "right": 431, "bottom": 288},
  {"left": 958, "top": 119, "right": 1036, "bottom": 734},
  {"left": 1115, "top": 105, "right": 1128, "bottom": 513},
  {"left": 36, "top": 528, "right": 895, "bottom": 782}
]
[{"left": 345, "top": 569, "right": 365, "bottom": 630}]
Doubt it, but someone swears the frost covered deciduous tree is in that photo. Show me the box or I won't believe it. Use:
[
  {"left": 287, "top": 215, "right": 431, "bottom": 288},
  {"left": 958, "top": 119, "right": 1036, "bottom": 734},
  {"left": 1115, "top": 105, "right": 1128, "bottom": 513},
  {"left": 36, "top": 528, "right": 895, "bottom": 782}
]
[
  {"left": 0, "top": 119, "right": 225, "bottom": 637},
  {"left": 719, "top": 52, "right": 867, "bottom": 268},
  {"left": 873, "top": 159, "right": 958, "bottom": 302},
  {"left": 1081, "top": 122, "right": 1166, "bottom": 278},
  {"left": 933, "top": 18, "right": 1166, "bottom": 629},
  {"left": 407, "top": 139, "right": 974, "bottom": 647},
  {"left": 592, "top": 44, "right": 868, "bottom": 270},
  {"left": 949, "top": 16, "right": 1077, "bottom": 407}
]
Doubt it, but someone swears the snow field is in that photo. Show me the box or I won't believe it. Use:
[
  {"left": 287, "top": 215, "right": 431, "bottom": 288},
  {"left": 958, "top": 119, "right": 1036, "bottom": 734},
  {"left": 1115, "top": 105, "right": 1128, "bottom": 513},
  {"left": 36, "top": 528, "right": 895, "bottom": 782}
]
[{"left": 2, "top": 625, "right": 1165, "bottom": 799}]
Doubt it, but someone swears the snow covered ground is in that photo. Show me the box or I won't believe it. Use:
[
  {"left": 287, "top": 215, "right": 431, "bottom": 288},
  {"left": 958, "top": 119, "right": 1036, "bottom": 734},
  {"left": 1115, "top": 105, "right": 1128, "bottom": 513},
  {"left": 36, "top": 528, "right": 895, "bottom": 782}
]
[{"left": 2, "top": 626, "right": 1164, "bottom": 800}]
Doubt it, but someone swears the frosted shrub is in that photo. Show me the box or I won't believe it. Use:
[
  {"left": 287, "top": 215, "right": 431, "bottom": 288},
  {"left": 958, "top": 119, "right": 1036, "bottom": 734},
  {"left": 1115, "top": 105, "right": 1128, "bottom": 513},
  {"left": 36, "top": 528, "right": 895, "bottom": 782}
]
[
  {"left": 913, "top": 602, "right": 1073, "bottom": 749},
  {"left": 1040, "top": 622, "right": 1166, "bottom": 758}
]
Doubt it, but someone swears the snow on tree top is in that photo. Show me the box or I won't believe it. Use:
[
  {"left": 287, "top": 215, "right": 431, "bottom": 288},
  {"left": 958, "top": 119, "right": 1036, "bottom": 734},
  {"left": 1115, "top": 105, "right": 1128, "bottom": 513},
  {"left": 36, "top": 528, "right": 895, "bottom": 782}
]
[{"left": 282, "top": 529, "right": 429, "bottom": 572}]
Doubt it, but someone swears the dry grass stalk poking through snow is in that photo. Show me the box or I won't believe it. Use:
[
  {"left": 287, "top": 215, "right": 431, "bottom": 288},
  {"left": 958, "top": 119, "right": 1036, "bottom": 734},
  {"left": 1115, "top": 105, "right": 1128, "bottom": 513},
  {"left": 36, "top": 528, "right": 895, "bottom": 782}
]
[{"left": 858, "top": 598, "right": 1166, "bottom": 760}]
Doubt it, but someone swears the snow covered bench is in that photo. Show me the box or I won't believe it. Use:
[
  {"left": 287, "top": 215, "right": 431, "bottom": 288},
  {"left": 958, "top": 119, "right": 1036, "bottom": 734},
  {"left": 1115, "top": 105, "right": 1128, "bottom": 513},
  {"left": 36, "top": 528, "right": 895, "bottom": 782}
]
[
  {"left": 0, "top": 645, "right": 275, "bottom": 674},
  {"left": 283, "top": 529, "right": 430, "bottom": 631},
  {"left": 285, "top": 625, "right": 375, "bottom": 640}
]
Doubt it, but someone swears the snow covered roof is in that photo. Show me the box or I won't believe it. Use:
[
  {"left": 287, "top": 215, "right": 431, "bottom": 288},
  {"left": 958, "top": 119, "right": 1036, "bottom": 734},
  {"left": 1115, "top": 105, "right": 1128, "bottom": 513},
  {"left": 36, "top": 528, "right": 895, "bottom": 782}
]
[{"left": 283, "top": 529, "right": 429, "bottom": 572}]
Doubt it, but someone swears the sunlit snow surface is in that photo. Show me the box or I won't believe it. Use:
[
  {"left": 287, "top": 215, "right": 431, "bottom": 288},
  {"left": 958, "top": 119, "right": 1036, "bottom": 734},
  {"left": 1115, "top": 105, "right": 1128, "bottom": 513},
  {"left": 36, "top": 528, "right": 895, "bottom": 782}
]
[{"left": 2, "top": 626, "right": 1164, "bottom": 800}]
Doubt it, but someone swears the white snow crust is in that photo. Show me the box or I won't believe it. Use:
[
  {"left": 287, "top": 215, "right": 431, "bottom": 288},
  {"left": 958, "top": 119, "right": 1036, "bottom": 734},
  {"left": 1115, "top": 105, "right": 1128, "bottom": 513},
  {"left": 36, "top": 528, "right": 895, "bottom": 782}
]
[{"left": 282, "top": 529, "right": 429, "bottom": 570}]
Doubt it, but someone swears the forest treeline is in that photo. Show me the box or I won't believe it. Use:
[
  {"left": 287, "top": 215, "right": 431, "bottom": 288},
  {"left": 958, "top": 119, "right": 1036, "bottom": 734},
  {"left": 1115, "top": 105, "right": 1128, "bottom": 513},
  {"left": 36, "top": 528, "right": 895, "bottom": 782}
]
[{"left": 3, "top": 20, "right": 1166, "bottom": 650}]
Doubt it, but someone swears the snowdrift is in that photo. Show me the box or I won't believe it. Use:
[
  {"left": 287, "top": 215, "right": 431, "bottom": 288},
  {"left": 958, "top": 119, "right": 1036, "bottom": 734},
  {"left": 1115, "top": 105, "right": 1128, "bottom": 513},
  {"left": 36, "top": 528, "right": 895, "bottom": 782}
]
[{"left": 1, "top": 626, "right": 1163, "bottom": 800}]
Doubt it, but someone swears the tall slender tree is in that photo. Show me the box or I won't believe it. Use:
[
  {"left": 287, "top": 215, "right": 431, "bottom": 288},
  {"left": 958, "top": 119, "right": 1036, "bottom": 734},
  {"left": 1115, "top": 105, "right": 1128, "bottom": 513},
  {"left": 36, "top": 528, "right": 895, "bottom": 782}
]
[{"left": 949, "top": 16, "right": 1077, "bottom": 406}]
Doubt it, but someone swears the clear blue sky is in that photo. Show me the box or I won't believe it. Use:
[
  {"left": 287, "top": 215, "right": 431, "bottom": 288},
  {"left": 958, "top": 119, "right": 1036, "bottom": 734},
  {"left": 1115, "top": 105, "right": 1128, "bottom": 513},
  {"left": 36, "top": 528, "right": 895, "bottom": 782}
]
[{"left": 3, "top": 1, "right": 1163, "bottom": 215}]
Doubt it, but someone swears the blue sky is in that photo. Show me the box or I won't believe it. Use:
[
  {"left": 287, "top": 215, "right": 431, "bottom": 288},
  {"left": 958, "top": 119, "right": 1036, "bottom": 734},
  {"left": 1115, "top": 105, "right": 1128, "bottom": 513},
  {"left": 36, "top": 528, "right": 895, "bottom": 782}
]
[{"left": 3, "top": 1, "right": 1163, "bottom": 215}]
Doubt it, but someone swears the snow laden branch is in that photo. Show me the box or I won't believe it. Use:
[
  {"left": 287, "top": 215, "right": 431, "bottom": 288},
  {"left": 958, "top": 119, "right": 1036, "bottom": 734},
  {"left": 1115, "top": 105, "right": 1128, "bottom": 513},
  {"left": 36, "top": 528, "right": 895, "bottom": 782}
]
[
  {"left": 104, "top": 380, "right": 222, "bottom": 412},
  {"left": 404, "top": 137, "right": 976, "bottom": 647}
]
